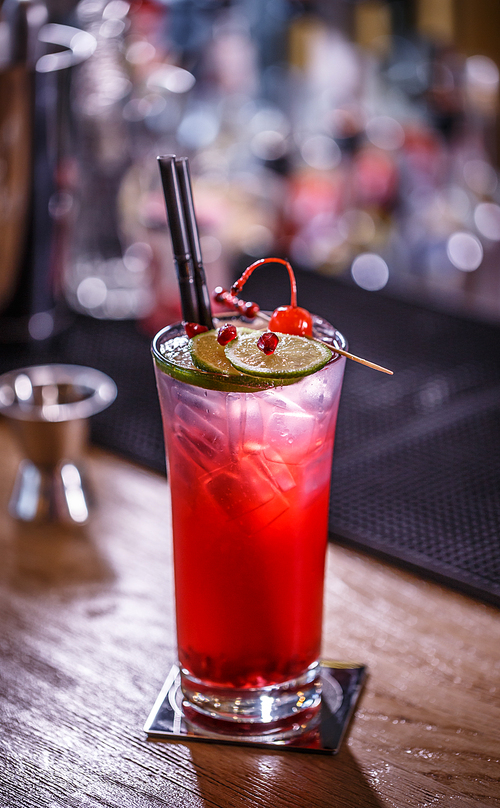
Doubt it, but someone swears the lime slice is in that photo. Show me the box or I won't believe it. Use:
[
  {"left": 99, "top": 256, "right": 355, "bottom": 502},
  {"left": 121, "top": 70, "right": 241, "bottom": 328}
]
[
  {"left": 190, "top": 329, "right": 250, "bottom": 375},
  {"left": 225, "top": 331, "right": 333, "bottom": 378},
  {"left": 154, "top": 326, "right": 330, "bottom": 392},
  {"left": 154, "top": 333, "right": 274, "bottom": 392},
  {"left": 155, "top": 328, "right": 278, "bottom": 392}
]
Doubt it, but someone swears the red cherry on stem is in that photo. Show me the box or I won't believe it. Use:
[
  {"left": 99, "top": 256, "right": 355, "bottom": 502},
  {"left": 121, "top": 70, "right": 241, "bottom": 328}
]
[
  {"left": 257, "top": 331, "right": 279, "bottom": 355},
  {"left": 185, "top": 322, "right": 209, "bottom": 338},
  {"left": 217, "top": 323, "right": 237, "bottom": 345},
  {"left": 268, "top": 305, "right": 313, "bottom": 337},
  {"left": 231, "top": 257, "right": 313, "bottom": 336}
]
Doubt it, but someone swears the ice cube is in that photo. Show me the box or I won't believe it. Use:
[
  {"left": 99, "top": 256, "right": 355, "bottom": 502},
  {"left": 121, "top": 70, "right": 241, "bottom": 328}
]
[
  {"left": 204, "top": 455, "right": 289, "bottom": 533},
  {"left": 259, "top": 390, "right": 303, "bottom": 412},
  {"left": 234, "top": 493, "right": 289, "bottom": 535},
  {"left": 173, "top": 383, "right": 209, "bottom": 409},
  {"left": 295, "top": 373, "right": 341, "bottom": 421},
  {"left": 259, "top": 457, "right": 296, "bottom": 492},
  {"left": 205, "top": 457, "right": 274, "bottom": 514},
  {"left": 226, "top": 394, "right": 244, "bottom": 460},
  {"left": 243, "top": 396, "right": 265, "bottom": 453},
  {"left": 225, "top": 394, "right": 266, "bottom": 456},
  {"left": 300, "top": 446, "right": 334, "bottom": 505},
  {"left": 173, "top": 383, "right": 227, "bottom": 424},
  {"left": 175, "top": 402, "right": 227, "bottom": 450},
  {"left": 172, "top": 402, "right": 230, "bottom": 474},
  {"left": 263, "top": 409, "right": 318, "bottom": 465},
  {"left": 171, "top": 428, "right": 214, "bottom": 473}
]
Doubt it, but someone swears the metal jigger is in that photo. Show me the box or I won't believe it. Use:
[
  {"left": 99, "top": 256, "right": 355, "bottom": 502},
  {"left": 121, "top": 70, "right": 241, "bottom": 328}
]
[{"left": 0, "top": 365, "right": 117, "bottom": 524}]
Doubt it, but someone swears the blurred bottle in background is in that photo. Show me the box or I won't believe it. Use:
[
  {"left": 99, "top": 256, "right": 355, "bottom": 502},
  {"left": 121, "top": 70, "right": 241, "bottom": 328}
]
[
  {"left": 0, "top": 0, "right": 95, "bottom": 342},
  {"left": 65, "top": 0, "right": 156, "bottom": 322},
  {"left": 59, "top": 0, "right": 500, "bottom": 328}
]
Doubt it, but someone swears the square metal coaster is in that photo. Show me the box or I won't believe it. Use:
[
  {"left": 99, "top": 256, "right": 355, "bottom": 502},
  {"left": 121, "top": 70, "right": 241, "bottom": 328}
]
[{"left": 144, "top": 661, "right": 367, "bottom": 754}]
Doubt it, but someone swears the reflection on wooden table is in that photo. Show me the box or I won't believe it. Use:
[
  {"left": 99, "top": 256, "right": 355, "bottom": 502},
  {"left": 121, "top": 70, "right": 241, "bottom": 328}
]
[{"left": 0, "top": 419, "right": 498, "bottom": 807}]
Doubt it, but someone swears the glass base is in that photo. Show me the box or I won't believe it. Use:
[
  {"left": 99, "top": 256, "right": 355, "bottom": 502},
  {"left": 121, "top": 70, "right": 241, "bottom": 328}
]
[
  {"left": 144, "top": 661, "right": 367, "bottom": 754},
  {"left": 180, "top": 663, "right": 321, "bottom": 742}
]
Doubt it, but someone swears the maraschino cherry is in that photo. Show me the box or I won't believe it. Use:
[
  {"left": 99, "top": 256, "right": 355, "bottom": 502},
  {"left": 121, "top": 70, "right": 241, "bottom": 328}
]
[
  {"left": 268, "top": 304, "right": 312, "bottom": 337},
  {"left": 231, "top": 258, "right": 313, "bottom": 337}
]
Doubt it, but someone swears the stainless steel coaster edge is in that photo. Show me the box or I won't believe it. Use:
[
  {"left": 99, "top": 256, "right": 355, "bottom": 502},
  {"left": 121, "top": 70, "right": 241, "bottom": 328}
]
[{"left": 144, "top": 661, "right": 367, "bottom": 754}]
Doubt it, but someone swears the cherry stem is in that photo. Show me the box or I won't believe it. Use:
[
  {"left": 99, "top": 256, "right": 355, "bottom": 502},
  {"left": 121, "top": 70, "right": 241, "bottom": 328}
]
[{"left": 231, "top": 258, "right": 298, "bottom": 309}]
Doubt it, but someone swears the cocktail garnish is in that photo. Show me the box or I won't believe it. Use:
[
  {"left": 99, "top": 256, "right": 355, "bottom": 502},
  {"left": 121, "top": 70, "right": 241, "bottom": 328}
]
[
  {"left": 189, "top": 327, "right": 329, "bottom": 382},
  {"left": 213, "top": 287, "right": 260, "bottom": 319},
  {"left": 225, "top": 330, "right": 332, "bottom": 378},
  {"left": 217, "top": 323, "right": 237, "bottom": 345},
  {"left": 185, "top": 322, "right": 209, "bottom": 338},
  {"left": 322, "top": 342, "right": 393, "bottom": 374},
  {"left": 257, "top": 332, "right": 279, "bottom": 355},
  {"left": 269, "top": 304, "right": 313, "bottom": 337},
  {"left": 227, "top": 257, "right": 393, "bottom": 374},
  {"left": 190, "top": 328, "right": 256, "bottom": 377},
  {"left": 231, "top": 258, "right": 313, "bottom": 337}
]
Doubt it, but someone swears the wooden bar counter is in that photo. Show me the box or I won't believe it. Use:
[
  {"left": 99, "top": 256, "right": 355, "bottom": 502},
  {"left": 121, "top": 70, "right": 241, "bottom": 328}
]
[{"left": 0, "top": 419, "right": 499, "bottom": 807}]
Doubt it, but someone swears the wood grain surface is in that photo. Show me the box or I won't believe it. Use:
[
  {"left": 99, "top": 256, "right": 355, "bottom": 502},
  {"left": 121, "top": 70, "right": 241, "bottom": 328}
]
[{"left": 0, "top": 419, "right": 499, "bottom": 808}]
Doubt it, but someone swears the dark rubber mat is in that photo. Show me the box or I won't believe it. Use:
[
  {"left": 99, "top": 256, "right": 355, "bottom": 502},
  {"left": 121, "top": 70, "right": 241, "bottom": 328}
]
[
  {"left": 244, "top": 267, "right": 500, "bottom": 608},
  {"left": 1, "top": 269, "right": 499, "bottom": 607}
]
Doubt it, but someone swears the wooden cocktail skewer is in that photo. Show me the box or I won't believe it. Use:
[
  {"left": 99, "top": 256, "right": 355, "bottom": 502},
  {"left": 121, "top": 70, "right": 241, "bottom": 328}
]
[
  {"left": 213, "top": 285, "right": 393, "bottom": 374},
  {"left": 325, "top": 343, "right": 393, "bottom": 375}
]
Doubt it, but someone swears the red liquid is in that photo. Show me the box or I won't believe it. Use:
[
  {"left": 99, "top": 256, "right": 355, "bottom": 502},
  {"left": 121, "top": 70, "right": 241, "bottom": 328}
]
[
  {"left": 169, "top": 446, "right": 333, "bottom": 688},
  {"left": 154, "top": 322, "right": 345, "bottom": 693}
]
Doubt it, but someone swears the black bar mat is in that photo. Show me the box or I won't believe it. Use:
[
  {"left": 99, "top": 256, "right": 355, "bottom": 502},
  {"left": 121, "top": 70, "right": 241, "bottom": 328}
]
[
  {"left": 1, "top": 270, "right": 499, "bottom": 607},
  {"left": 243, "top": 268, "right": 500, "bottom": 608}
]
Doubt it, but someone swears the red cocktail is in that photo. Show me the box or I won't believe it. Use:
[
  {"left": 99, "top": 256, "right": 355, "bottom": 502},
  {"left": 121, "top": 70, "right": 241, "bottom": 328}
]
[{"left": 152, "top": 311, "right": 346, "bottom": 741}]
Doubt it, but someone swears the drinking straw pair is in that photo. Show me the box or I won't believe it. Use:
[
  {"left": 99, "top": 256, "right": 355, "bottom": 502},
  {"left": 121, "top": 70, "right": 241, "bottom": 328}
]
[{"left": 157, "top": 155, "right": 214, "bottom": 329}]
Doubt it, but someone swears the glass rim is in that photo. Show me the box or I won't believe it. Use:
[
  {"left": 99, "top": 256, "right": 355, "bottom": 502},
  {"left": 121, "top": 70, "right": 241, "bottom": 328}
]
[{"left": 151, "top": 312, "right": 347, "bottom": 392}]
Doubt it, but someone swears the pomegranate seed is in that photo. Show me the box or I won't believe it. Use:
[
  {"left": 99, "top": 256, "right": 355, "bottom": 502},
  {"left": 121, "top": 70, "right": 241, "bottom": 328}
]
[
  {"left": 243, "top": 301, "right": 260, "bottom": 319},
  {"left": 185, "top": 322, "right": 209, "bottom": 338},
  {"left": 213, "top": 286, "right": 226, "bottom": 303},
  {"left": 257, "top": 331, "right": 279, "bottom": 355},
  {"left": 217, "top": 323, "right": 237, "bottom": 345},
  {"left": 212, "top": 286, "right": 257, "bottom": 319}
]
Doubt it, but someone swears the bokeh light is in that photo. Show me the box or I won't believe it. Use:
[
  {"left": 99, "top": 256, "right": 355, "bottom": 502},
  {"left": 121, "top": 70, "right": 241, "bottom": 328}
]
[
  {"left": 465, "top": 55, "right": 499, "bottom": 91},
  {"left": 300, "top": 135, "right": 341, "bottom": 170},
  {"left": 351, "top": 253, "right": 389, "bottom": 290},
  {"left": 463, "top": 159, "right": 498, "bottom": 196},
  {"left": 250, "top": 130, "right": 287, "bottom": 161},
  {"left": 365, "top": 116, "right": 405, "bottom": 151},
  {"left": 446, "top": 232, "right": 483, "bottom": 271},
  {"left": 147, "top": 65, "right": 196, "bottom": 94},
  {"left": 199, "top": 235, "right": 222, "bottom": 263},
  {"left": 77, "top": 277, "right": 108, "bottom": 309},
  {"left": 474, "top": 203, "right": 500, "bottom": 241}
]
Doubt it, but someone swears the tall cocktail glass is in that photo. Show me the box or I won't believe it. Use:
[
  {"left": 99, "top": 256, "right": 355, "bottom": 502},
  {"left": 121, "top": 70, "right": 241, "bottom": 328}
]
[{"left": 152, "top": 313, "right": 346, "bottom": 741}]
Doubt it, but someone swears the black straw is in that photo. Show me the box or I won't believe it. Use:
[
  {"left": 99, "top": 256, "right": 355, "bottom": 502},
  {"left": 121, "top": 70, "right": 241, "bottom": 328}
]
[
  {"left": 157, "top": 155, "right": 198, "bottom": 324},
  {"left": 175, "top": 157, "right": 214, "bottom": 329}
]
